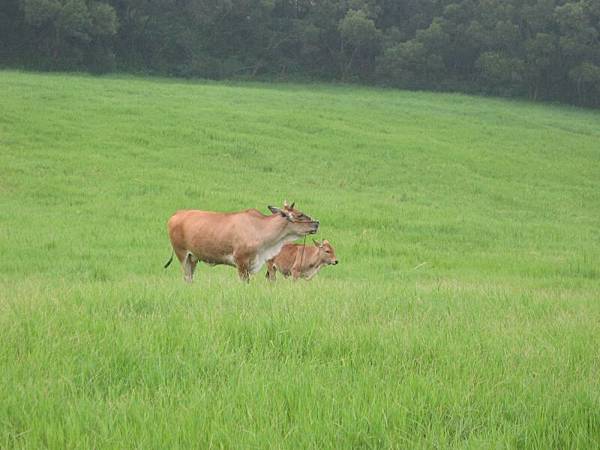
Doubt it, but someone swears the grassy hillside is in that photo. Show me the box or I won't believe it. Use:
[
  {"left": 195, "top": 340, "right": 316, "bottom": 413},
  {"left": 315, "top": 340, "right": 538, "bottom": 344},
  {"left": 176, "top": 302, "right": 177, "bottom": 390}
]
[{"left": 1, "top": 70, "right": 599, "bottom": 448}]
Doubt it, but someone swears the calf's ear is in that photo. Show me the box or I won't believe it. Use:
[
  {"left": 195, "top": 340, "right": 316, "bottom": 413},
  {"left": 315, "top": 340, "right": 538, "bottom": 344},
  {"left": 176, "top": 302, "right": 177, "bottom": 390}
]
[
  {"left": 268, "top": 206, "right": 281, "bottom": 215},
  {"left": 313, "top": 239, "right": 322, "bottom": 247}
]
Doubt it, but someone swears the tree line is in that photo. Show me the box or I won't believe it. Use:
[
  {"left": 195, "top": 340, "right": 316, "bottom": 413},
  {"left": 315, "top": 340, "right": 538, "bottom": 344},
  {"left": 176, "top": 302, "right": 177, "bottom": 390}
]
[{"left": 1, "top": 0, "right": 599, "bottom": 106}]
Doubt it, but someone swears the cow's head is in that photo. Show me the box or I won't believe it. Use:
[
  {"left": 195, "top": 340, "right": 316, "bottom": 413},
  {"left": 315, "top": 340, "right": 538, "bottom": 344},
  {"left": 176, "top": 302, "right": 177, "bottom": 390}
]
[
  {"left": 313, "top": 239, "right": 338, "bottom": 265},
  {"left": 268, "top": 200, "right": 319, "bottom": 236}
]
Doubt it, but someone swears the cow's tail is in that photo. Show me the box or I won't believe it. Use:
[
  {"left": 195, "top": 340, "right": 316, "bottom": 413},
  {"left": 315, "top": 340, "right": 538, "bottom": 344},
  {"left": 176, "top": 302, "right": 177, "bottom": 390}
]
[{"left": 164, "top": 251, "right": 174, "bottom": 269}]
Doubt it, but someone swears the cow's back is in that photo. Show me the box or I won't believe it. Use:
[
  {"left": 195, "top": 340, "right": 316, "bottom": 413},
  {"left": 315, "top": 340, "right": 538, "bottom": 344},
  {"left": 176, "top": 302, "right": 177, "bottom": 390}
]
[
  {"left": 168, "top": 209, "right": 217, "bottom": 240},
  {"left": 167, "top": 210, "right": 237, "bottom": 261}
]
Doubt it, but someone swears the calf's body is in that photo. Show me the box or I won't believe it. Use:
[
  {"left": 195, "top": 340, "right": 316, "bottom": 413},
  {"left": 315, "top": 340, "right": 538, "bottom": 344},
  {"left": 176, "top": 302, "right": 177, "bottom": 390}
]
[{"left": 266, "top": 240, "right": 338, "bottom": 281}]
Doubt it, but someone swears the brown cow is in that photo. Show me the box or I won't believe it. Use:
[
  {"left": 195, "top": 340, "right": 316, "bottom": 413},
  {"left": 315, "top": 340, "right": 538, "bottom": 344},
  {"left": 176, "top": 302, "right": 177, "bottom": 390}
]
[
  {"left": 266, "top": 239, "right": 338, "bottom": 281},
  {"left": 164, "top": 201, "right": 319, "bottom": 282}
]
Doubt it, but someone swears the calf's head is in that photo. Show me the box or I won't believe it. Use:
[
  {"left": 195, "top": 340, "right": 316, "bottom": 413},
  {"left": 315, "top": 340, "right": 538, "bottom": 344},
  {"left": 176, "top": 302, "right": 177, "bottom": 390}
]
[
  {"left": 313, "top": 239, "right": 338, "bottom": 265},
  {"left": 268, "top": 200, "right": 319, "bottom": 236}
]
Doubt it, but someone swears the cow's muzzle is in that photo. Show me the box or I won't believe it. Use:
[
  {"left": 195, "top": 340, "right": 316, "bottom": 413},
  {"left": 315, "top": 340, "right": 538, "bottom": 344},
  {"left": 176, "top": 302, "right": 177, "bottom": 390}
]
[{"left": 309, "top": 221, "right": 319, "bottom": 234}]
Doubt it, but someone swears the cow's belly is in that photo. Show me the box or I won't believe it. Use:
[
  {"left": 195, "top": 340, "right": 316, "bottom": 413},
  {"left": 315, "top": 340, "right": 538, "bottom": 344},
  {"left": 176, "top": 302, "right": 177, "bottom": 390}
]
[{"left": 198, "top": 253, "right": 236, "bottom": 267}]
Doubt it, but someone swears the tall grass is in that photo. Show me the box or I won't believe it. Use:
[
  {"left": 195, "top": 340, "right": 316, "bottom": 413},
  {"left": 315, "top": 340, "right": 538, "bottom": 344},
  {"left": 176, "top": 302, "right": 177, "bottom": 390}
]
[{"left": 1, "top": 71, "right": 599, "bottom": 448}]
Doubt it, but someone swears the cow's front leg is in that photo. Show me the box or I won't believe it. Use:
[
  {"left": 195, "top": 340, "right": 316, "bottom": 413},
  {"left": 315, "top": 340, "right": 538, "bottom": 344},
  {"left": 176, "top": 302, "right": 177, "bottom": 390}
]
[{"left": 234, "top": 255, "right": 251, "bottom": 283}]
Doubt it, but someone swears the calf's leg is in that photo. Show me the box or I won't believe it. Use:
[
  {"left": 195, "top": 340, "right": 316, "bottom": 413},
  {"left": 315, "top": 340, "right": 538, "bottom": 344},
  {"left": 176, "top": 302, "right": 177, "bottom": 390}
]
[
  {"left": 291, "top": 267, "right": 301, "bottom": 280},
  {"left": 266, "top": 260, "right": 277, "bottom": 281},
  {"left": 291, "top": 248, "right": 303, "bottom": 280}
]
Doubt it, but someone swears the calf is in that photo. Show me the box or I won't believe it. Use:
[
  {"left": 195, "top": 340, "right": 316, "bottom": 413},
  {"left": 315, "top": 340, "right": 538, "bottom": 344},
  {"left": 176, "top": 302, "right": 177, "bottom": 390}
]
[{"left": 266, "top": 239, "right": 338, "bottom": 281}]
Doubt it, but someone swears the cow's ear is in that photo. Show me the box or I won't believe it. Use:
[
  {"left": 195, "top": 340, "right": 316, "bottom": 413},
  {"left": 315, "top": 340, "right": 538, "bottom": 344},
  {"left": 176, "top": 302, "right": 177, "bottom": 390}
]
[{"left": 269, "top": 206, "right": 289, "bottom": 219}]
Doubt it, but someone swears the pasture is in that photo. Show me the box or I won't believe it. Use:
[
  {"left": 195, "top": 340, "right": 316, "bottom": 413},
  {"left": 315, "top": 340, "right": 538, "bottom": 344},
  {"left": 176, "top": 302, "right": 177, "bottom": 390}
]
[{"left": 1, "top": 70, "right": 599, "bottom": 448}]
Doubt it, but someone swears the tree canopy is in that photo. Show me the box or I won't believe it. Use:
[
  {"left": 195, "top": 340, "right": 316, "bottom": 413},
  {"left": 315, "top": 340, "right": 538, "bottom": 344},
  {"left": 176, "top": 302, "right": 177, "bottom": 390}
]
[{"left": 1, "top": 0, "right": 599, "bottom": 106}]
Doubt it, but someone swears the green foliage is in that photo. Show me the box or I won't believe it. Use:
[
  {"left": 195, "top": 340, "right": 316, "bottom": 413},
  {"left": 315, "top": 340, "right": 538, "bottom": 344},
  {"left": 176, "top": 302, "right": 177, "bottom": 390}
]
[
  {"left": 338, "top": 9, "right": 381, "bottom": 79},
  {"left": 476, "top": 51, "right": 524, "bottom": 94},
  {"left": 377, "top": 40, "right": 445, "bottom": 88},
  {"left": 1, "top": 0, "right": 600, "bottom": 105},
  {"left": 22, "top": 0, "right": 61, "bottom": 26},
  {"left": 569, "top": 61, "right": 600, "bottom": 102},
  {"left": 18, "top": 0, "right": 117, "bottom": 70},
  {"left": 339, "top": 9, "right": 380, "bottom": 50},
  {"left": 1, "top": 70, "right": 599, "bottom": 448},
  {"left": 88, "top": 1, "right": 118, "bottom": 37}
]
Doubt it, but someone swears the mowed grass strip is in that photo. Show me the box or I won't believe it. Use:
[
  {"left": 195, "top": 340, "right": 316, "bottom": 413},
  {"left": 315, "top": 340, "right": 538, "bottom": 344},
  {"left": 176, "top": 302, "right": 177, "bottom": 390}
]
[{"left": 0, "top": 70, "right": 599, "bottom": 448}]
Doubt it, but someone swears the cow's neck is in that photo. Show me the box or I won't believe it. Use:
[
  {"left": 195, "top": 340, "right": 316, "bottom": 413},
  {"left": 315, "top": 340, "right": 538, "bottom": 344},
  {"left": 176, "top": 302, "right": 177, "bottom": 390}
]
[
  {"left": 247, "top": 215, "right": 301, "bottom": 274},
  {"left": 258, "top": 214, "right": 301, "bottom": 247}
]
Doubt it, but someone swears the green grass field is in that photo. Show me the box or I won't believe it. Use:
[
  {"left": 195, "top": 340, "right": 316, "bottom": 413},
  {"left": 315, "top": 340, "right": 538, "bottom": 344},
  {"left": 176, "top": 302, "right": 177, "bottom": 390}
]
[{"left": 1, "top": 70, "right": 599, "bottom": 448}]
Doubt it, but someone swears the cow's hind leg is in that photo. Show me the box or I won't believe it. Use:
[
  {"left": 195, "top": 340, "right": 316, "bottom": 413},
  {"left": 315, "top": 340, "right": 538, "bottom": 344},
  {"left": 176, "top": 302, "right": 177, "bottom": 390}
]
[
  {"left": 174, "top": 247, "right": 198, "bottom": 283},
  {"left": 183, "top": 252, "right": 199, "bottom": 283}
]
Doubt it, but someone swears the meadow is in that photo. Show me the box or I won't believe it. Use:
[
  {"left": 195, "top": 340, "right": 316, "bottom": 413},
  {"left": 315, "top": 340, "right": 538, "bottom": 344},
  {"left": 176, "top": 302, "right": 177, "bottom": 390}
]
[{"left": 0, "top": 70, "right": 599, "bottom": 448}]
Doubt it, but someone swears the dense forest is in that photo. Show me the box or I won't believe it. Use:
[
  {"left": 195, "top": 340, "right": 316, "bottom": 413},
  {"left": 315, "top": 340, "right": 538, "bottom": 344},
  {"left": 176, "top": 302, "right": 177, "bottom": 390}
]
[{"left": 1, "top": 0, "right": 599, "bottom": 106}]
